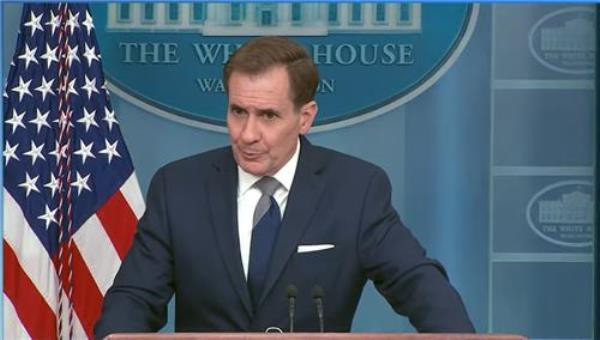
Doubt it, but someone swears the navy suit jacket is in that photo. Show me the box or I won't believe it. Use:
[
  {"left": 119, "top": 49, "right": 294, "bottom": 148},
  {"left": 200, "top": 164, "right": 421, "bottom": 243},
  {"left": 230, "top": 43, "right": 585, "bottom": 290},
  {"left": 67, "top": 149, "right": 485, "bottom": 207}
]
[{"left": 95, "top": 137, "right": 474, "bottom": 338}]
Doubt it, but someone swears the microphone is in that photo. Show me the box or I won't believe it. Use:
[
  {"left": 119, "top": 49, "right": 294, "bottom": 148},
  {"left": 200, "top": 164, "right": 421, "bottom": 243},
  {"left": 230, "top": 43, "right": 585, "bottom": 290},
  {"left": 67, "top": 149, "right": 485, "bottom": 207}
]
[
  {"left": 311, "top": 285, "right": 325, "bottom": 332},
  {"left": 286, "top": 285, "right": 298, "bottom": 332}
]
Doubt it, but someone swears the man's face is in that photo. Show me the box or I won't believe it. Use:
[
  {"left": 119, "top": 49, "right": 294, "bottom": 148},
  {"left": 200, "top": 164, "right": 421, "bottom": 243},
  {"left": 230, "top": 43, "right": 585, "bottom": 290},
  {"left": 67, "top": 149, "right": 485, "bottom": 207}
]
[{"left": 227, "top": 66, "right": 317, "bottom": 177}]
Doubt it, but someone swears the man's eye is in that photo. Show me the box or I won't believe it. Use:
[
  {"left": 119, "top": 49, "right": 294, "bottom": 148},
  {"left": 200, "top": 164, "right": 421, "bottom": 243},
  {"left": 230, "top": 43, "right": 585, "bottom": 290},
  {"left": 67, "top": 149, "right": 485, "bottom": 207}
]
[
  {"left": 231, "top": 108, "right": 245, "bottom": 115},
  {"left": 263, "top": 112, "right": 277, "bottom": 120}
]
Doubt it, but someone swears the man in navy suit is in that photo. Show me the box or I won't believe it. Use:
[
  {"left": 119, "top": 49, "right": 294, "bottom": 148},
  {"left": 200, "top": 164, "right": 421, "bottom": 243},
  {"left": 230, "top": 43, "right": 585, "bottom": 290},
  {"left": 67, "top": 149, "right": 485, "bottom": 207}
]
[{"left": 95, "top": 36, "right": 474, "bottom": 338}]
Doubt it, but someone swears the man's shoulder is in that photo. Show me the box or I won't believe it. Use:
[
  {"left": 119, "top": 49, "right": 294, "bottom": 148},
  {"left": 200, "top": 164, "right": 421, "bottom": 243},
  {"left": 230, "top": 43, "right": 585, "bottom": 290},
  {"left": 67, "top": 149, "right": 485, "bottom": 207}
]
[{"left": 307, "top": 143, "right": 383, "bottom": 176}]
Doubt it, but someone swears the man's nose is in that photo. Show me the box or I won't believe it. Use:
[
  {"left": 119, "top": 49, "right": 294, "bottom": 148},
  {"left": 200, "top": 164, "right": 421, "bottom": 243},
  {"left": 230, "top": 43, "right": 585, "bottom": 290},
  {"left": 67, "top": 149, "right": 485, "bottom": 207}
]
[{"left": 240, "top": 115, "right": 259, "bottom": 143}]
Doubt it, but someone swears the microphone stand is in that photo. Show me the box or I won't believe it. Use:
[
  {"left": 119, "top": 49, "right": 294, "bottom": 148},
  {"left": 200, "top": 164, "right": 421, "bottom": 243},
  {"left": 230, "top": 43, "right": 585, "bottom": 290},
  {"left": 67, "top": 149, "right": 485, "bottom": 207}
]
[
  {"left": 312, "top": 285, "right": 325, "bottom": 333},
  {"left": 286, "top": 285, "right": 298, "bottom": 332}
]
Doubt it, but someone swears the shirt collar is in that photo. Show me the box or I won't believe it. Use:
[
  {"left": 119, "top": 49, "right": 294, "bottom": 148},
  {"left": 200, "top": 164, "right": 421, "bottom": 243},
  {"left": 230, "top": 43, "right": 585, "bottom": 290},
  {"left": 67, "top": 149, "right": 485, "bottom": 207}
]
[{"left": 238, "top": 138, "right": 300, "bottom": 196}]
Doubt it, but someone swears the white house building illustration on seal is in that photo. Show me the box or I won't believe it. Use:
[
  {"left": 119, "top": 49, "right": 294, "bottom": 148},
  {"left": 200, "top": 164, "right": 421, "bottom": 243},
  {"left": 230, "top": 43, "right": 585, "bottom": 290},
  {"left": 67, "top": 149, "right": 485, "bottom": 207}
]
[
  {"left": 538, "top": 191, "right": 594, "bottom": 225},
  {"left": 540, "top": 17, "right": 595, "bottom": 52},
  {"left": 106, "top": 3, "right": 422, "bottom": 35}
]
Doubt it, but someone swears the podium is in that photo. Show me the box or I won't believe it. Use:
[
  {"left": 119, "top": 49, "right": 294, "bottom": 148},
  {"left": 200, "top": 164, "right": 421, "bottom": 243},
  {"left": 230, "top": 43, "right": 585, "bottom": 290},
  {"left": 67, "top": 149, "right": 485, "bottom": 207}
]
[{"left": 106, "top": 333, "right": 527, "bottom": 340}]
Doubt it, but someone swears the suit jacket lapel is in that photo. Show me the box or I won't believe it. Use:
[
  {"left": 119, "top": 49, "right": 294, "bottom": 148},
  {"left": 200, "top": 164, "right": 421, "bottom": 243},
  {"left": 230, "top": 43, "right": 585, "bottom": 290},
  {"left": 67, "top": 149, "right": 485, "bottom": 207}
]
[
  {"left": 259, "top": 137, "right": 327, "bottom": 305},
  {"left": 207, "top": 148, "right": 253, "bottom": 316}
]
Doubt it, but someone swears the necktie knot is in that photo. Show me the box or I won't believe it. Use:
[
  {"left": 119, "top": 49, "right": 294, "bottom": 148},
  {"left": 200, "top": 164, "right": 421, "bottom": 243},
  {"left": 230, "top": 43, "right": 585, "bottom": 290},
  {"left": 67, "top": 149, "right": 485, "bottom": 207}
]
[
  {"left": 253, "top": 176, "right": 281, "bottom": 227},
  {"left": 254, "top": 176, "right": 280, "bottom": 197}
]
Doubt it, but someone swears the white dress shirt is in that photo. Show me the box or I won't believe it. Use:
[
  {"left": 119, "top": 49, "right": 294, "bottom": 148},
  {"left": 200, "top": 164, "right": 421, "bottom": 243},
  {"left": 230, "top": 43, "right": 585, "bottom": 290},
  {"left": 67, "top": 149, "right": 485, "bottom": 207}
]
[{"left": 237, "top": 139, "right": 300, "bottom": 279}]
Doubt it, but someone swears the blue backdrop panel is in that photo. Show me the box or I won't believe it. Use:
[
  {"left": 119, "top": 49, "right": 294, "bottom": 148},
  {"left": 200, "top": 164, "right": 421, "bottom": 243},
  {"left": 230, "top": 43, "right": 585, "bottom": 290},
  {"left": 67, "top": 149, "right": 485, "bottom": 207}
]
[
  {"left": 492, "top": 262, "right": 593, "bottom": 338},
  {"left": 493, "top": 90, "right": 594, "bottom": 167}
]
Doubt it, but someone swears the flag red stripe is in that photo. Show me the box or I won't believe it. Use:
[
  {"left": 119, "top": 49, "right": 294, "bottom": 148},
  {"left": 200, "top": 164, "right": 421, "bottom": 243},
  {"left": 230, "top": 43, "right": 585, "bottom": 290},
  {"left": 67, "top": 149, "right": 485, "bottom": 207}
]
[
  {"left": 71, "top": 244, "right": 104, "bottom": 339},
  {"left": 4, "top": 241, "right": 58, "bottom": 340},
  {"left": 96, "top": 190, "right": 138, "bottom": 259}
]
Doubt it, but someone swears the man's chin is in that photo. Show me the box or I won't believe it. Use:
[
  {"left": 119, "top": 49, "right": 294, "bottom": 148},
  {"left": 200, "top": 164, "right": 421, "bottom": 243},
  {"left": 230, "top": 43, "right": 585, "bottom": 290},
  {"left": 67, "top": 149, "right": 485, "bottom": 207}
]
[{"left": 239, "top": 162, "right": 268, "bottom": 177}]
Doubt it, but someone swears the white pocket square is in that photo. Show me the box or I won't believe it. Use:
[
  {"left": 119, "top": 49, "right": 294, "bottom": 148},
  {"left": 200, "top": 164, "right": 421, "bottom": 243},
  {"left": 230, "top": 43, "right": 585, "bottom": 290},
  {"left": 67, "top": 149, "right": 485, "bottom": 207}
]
[{"left": 297, "top": 244, "right": 335, "bottom": 253}]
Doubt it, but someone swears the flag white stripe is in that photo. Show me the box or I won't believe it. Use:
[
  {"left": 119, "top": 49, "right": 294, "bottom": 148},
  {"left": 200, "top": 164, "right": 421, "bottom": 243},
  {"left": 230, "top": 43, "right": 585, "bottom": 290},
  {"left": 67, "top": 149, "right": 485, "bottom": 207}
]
[
  {"left": 4, "top": 190, "right": 91, "bottom": 338},
  {"left": 120, "top": 173, "right": 145, "bottom": 220},
  {"left": 3, "top": 294, "right": 32, "bottom": 340},
  {"left": 4, "top": 189, "right": 59, "bottom": 314},
  {"left": 73, "top": 214, "right": 122, "bottom": 296}
]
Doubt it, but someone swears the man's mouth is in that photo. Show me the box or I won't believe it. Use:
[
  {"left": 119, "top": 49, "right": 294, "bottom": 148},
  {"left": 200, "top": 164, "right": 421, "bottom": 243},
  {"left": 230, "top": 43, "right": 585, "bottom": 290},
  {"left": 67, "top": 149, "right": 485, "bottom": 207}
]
[{"left": 240, "top": 149, "right": 262, "bottom": 159}]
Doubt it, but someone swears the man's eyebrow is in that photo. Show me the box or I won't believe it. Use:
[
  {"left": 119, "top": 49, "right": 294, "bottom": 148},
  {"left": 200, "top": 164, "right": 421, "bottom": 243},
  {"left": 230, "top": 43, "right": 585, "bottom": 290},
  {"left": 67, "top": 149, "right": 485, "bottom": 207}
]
[
  {"left": 229, "top": 104, "right": 246, "bottom": 112},
  {"left": 257, "top": 108, "right": 280, "bottom": 116}
]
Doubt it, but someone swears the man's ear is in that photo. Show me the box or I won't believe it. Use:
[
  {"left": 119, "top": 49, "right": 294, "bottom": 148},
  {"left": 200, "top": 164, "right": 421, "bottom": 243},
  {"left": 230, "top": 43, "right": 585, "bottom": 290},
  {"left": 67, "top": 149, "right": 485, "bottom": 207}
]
[{"left": 299, "top": 100, "right": 317, "bottom": 135}]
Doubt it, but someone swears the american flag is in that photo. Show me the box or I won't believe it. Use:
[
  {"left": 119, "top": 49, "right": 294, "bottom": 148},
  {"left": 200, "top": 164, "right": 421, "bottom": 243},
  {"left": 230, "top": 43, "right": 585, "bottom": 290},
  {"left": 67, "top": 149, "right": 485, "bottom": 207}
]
[{"left": 3, "top": 4, "right": 144, "bottom": 339}]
